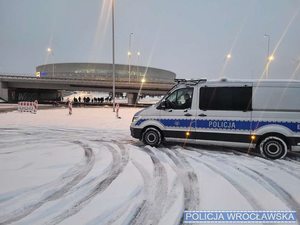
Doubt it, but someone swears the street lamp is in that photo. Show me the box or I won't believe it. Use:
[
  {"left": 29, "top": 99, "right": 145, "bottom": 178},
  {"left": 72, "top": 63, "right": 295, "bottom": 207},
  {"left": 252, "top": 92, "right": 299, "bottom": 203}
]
[
  {"left": 112, "top": 0, "right": 116, "bottom": 112},
  {"left": 264, "top": 34, "right": 271, "bottom": 78},
  {"left": 47, "top": 47, "right": 54, "bottom": 77},
  {"left": 268, "top": 55, "right": 274, "bottom": 61},
  {"left": 128, "top": 32, "right": 133, "bottom": 83},
  {"left": 136, "top": 51, "right": 141, "bottom": 81},
  {"left": 267, "top": 54, "right": 275, "bottom": 79},
  {"left": 136, "top": 76, "right": 146, "bottom": 105}
]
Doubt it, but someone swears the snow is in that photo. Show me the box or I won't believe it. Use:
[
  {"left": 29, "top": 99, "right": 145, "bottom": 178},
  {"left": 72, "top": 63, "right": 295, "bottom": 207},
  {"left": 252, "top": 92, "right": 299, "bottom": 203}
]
[
  {"left": 0, "top": 107, "right": 139, "bottom": 129},
  {"left": 0, "top": 107, "right": 300, "bottom": 225}
]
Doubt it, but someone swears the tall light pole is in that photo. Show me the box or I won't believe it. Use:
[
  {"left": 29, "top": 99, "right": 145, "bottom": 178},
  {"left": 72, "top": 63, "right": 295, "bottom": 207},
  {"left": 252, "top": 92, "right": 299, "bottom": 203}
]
[
  {"left": 137, "top": 51, "right": 141, "bottom": 80},
  {"left": 112, "top": 0, "right": 116, "bottom": 112},
  {"left": 128, "top": 32, "right": 133, "bottom": 83},
  {"left": 47, "top": 47, "right": 54, "bottom": 77},
  {"left": 264, "top": 34, "right": 270, "bottom": 78}
]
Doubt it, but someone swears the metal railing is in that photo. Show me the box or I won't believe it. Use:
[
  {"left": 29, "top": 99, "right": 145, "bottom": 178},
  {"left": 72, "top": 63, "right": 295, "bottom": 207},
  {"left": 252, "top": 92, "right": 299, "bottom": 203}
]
[{"left": 0, "top": 73, "right": 175, "bottom": 85}]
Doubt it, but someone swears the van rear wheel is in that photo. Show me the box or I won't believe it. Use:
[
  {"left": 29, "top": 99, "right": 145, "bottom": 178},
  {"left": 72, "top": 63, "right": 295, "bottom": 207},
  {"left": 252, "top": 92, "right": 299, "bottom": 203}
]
[
  {"left": 142, "top": 127, "right": 162, "bottom": 147},
  {"left": 258, "top": 136, "right": 287, "bottom": 159}
]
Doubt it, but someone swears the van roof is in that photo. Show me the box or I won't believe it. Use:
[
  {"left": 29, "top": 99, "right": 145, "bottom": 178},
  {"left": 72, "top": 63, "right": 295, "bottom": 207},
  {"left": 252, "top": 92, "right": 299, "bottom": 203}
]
[{"left": 175, "top": 78, "right": 300, "bottom": 88}]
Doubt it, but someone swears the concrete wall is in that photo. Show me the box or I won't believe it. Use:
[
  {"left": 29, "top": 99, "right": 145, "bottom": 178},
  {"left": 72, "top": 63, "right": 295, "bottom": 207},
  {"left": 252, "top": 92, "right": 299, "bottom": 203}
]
[
  {"left": 14, "top": 89, "right": 60, "bottom": 102},
  {"left": 127, "top": 93, "right": 138, "bottom": 105},
  {"left": 0, "top": 82, "right": 8, "bottom": 101}
]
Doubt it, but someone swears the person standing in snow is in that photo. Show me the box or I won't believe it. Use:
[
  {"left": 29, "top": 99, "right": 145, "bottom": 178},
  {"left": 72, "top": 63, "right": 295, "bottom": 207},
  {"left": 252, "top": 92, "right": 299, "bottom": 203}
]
[
  {"left": 66, "top": 98, "right": 73, "bottom": 115},
  {"left": 33, "top": 100, "right": 38, "bottom": 113},
  {"left": 116, "top": 103, "right": 121, "bottom": 119}
]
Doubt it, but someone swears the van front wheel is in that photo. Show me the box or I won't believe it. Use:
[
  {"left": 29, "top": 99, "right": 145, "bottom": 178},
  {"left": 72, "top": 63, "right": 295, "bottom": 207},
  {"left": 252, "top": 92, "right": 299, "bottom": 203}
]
[
  {"left": 258, "top": 136, "right": 287, "bottom": 159},
  {"left": 142, "top": 127, "right": 162, "bottom": 147}
]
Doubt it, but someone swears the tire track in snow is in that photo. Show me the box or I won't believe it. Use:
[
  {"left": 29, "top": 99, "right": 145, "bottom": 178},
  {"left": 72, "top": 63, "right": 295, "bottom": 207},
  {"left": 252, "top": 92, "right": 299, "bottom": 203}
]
[
  {"left": 255, "top": 158, "right": 300, "bottom": 181},
  {"left": 162, "top": 176, "right": 181, "bottom": 216},
  {"left": 162, "top": 147, "right": 200, "bottom": 212},
  {"left": 234, "top": 163, "right": 300, "bottom": 222},
  {"left": 184, "top": 147, "right": 300, "bottom": 222},
  {"left": 93, "top": 154, "right": 152, "bottom": 225},
  {"left": 182, "top": 149, "right": 263, "bottom": 211},
  {"left": 223, "top": 155, "right": 300, "bottom": 222},
  {"left": 201, "top": 150, "right": 300, "bottom": 216},
  {"left": 46, "top": 142, "right": 129, "bottom": 225},
  {"left": 0, "top": 141, "right": 95, "bottom": 225},
  {"left": 227, "top": 149, "right": 300, "bottom": 181},
  {"left": 147, "top": 146, "right": 168, "bottom": 225},
  {"left": 242, "top": 165, "right": 300, "bottom": 222},
  {"left": 125, "top": 159, "right": 152, "bottom": 225},
  {"left": 129, "top": 146, "right": 168, "bottom": 225},
  {"left": 96, "top": 158, "right": 151, "bottom": 225},
  {"left": 47, "top": 141, "right": 95, "bottom": 201}
]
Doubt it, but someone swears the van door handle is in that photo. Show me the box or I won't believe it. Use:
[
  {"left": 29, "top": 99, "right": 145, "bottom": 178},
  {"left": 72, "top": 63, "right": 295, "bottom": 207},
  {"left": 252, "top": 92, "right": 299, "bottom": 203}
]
[
  {"left": 198, "top": 113, "right": 207, "bottom": 117},
  {"left": 184, "top": 113, "right": 192, "bottom": 117}
]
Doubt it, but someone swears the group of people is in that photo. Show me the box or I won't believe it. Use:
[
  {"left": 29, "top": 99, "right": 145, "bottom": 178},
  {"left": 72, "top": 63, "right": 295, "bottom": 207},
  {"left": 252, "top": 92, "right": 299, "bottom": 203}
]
[
  {"left": 65, "top": 98, "right": 121, "bottom": 118},
  {"left": 72, "top": 96, "right": 113, "bottom": 104}
]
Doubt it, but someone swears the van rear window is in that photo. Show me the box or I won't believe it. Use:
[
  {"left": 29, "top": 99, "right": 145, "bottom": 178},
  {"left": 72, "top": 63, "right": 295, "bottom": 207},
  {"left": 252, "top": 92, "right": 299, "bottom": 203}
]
[{"left": 200, "top": 86, "right": 252, "bottom": 111}]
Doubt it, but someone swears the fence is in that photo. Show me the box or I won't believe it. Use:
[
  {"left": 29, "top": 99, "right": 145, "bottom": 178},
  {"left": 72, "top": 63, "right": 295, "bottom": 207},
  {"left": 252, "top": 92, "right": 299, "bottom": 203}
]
[{"left": 18, "top": 101, "right": 38, "bottom": 113}]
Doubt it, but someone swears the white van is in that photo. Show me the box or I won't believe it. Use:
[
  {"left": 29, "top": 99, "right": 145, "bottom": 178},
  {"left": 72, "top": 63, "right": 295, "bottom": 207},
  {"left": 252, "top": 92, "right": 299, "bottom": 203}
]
[{"left": 130, "top": 79, "right": 300, "bottom": 159}]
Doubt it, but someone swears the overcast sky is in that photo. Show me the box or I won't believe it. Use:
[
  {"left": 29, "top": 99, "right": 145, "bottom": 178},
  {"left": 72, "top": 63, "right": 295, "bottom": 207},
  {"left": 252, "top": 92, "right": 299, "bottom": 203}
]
[{"left": 1, "top": 0, "right": 300, "bottom": 80}]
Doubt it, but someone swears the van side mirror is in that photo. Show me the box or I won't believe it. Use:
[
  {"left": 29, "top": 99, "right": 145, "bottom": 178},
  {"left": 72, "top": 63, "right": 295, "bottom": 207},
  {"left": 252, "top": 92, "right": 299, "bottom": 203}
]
[{"left": 157, "top": 100, "right": 166, "bottom": 110}]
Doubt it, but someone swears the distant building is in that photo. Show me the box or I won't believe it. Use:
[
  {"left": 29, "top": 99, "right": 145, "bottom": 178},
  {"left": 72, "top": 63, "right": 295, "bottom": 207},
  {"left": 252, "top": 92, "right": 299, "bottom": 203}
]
[{"left": 36, "top": 63, "right": 176, "bottom": 84}]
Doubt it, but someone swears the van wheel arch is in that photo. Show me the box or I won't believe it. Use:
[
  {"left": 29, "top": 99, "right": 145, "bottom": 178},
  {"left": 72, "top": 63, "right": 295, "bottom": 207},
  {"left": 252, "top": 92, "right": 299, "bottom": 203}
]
[
  {"left": 141, "top": 126, "right": 164, "bottom": 147},
  {"left": 256, "top": 133, "right": 290, "bottom": 149},
  {"left": 256, "top": 133, "right": 289, "bottom": 159}
]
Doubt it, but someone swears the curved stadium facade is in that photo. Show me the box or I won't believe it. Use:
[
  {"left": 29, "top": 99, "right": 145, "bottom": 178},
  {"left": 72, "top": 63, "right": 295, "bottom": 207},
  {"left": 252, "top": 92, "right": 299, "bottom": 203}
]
[{"left": 36, "top": 63, "right": 176, "bottom": 84}]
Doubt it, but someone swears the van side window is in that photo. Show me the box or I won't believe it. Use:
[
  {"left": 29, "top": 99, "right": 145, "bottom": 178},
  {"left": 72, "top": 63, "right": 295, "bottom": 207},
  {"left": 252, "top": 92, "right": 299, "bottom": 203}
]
[
  {"left": 199, "top": 87, "right": 252, "bottom": 111},
  {"left": 165, "top": 88, "right": 193, "bottom": 109}
]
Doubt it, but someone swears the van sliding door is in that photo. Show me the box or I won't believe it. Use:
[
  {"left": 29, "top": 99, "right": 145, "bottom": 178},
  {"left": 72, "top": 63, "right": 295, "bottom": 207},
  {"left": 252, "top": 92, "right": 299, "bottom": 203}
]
[{"left": 196, "top": 84, "right": 253, "bottom": 148}]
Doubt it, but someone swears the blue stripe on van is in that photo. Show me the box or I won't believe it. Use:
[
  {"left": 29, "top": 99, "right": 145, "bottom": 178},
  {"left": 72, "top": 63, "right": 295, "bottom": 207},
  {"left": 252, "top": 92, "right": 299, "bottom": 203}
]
[
  {"left": 252, "top": 121, "right": 299, "bottom": 132},
  {"left": 135, "top": 119, "right": 300, "bottom": 132}
]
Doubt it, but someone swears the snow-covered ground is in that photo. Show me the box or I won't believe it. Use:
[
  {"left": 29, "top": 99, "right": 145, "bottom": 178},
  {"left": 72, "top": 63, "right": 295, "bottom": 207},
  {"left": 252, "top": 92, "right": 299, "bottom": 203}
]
[{"left": 0, "top": 107, "right": 300, "bottom": 225}]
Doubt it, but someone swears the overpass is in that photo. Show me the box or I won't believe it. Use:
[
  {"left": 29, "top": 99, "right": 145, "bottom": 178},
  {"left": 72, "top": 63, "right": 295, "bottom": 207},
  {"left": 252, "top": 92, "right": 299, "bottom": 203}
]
[{"left": 0, "top": 74, "right": 175, "bottom": 103}]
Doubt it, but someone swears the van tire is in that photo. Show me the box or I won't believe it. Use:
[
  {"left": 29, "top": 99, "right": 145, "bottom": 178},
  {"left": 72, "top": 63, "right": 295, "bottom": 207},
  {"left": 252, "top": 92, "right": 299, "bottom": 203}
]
[
  {"left": 258, "top": 136, "right": 288, "bottom": 159},
  {"left": 142, "top": 127, "right": 162, "bottom": 147}
]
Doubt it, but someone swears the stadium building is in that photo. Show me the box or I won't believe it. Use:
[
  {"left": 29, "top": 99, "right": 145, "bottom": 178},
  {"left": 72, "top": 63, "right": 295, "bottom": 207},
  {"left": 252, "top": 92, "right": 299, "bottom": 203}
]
[{"left": 36, "top": 63, "right": 176, "bottom": 84}]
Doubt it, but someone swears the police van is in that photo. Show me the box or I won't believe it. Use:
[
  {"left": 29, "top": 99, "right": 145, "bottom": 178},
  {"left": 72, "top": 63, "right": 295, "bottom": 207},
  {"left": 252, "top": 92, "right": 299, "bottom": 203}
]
[{"left": 130, "top": 79, "right": 300, "bottom": 159}]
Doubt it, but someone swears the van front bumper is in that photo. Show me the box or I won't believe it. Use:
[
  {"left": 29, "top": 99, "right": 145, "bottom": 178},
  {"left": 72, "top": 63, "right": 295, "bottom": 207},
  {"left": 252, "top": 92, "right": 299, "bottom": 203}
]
[{"left": 130, "top": 127, "right": 142, "bottom": 139}]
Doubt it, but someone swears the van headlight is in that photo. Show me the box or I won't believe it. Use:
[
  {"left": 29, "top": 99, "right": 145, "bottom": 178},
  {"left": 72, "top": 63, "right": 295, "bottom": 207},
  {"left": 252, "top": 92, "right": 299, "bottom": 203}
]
[{"left": 132, "top": 116, "right": 140, "bottom": 123}]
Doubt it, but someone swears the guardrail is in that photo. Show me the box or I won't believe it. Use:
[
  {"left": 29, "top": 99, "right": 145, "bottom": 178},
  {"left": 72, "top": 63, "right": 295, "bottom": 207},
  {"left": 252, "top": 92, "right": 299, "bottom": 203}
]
[
  {"left": 0, "top": 74, "right": 175, "bottom": 86},
  {"left": 18, "top": 101, "right": 38, "bottom": 113}
]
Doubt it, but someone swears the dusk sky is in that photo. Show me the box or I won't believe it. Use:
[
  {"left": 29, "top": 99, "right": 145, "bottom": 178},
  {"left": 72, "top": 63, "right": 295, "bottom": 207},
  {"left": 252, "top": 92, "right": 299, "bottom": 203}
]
[{"left": 1, "top": 0, "right": 300, "bottom": 80}]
